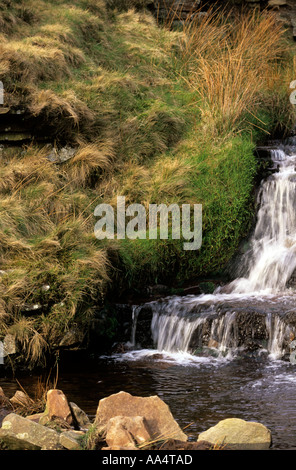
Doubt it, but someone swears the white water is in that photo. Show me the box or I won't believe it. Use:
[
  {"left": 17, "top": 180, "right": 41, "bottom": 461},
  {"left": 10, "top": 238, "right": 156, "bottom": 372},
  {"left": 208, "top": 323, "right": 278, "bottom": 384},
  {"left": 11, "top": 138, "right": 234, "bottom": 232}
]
[
  {"left": 229, "top": 148, "right": 296, "bottom": 294},
  {"left": 121, "top": 143, "right": 296, "bottom": 363}
]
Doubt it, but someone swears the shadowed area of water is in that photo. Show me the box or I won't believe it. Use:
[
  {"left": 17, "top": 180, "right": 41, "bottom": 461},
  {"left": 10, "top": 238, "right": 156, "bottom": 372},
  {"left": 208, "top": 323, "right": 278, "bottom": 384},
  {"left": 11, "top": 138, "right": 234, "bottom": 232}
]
[{"left": 1, "top": 354, "right": 296, "bottom": 450}]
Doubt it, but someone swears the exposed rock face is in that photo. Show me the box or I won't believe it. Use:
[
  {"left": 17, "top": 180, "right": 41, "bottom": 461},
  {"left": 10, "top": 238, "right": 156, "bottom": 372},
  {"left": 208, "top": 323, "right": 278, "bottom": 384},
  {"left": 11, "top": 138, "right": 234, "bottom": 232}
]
[
  {"left": 0, "top": 413, "right": 60, "bottom": 450},
  {"left": 47, "top": 146, "right": 77, "bottom": 163},
  {"left": 154, "top": 0, "right": 201, "bottom": 21},
  {"left": 95, "top": 391, "right": 188, "bottom": 442},
  {"left": 152, "top": 0, "right": 296, "bottom": 42},
  {"left": 197, "top": 418, "right": 272, "bottom": 450}
]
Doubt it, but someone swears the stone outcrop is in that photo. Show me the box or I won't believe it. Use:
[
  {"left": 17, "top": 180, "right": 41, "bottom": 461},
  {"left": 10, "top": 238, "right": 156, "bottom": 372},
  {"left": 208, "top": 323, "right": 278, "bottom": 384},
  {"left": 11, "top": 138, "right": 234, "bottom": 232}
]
[
  {"left": 197, "top": 418, "right": 272, "bottom": 450},
  {"left": 154, "top": 0, "right": 201, "bottom": 21},
  {"left": 95, "top": 391, "right": 188, "bottom": 442}
]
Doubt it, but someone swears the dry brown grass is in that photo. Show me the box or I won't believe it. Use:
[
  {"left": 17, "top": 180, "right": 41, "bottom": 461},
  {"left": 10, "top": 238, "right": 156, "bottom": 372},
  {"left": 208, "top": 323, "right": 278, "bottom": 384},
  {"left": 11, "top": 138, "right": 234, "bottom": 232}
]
[
  {"left": 64, "top": 141, "right": 114, "bottom": 187},
  {"left": 179, "top": 7, "right": 290, "bottom": 134}
]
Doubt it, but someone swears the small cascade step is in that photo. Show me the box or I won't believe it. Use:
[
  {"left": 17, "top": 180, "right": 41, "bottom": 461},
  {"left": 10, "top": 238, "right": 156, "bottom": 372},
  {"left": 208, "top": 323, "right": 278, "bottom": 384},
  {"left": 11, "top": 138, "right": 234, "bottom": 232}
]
[{"left": 128, "top": 295, "right": 296, "bottom": 360}]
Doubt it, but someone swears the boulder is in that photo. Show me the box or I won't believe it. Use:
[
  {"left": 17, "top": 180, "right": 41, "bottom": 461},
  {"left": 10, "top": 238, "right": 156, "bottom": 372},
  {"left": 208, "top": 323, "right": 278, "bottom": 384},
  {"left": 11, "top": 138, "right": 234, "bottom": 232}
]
[
  {"left": 10, "top": 391, "right": 34, "bottom": 409},
  {"left": 197, "top": 418, "right": 272, "bottom": 450},
  {"left": 95, "top": 391, "right": 187, "bottom": 442},
  {"left": 59, "top": 430, "right": 85, "bottom": 450},
  {"left": 105, "top": 416, "right": 151, "bottom": 448},
  {"left": 0, "top": 409, "right": 11, "bottom": 427},
  {"left": 0, "top": 413, "right": 60, "bottom": 450},
  {"left": 69, "top": 402, "right": 90, "bottom": 429},
  {"left": 46, "top": 389, "right": 73, "bottom": 425}
]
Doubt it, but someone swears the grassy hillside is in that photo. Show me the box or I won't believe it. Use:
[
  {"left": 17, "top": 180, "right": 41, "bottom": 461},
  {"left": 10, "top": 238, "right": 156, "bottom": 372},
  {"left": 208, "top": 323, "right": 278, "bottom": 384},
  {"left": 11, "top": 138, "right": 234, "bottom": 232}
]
[{"left": 0, "top": 0, "right": 295, "bottom": 365}]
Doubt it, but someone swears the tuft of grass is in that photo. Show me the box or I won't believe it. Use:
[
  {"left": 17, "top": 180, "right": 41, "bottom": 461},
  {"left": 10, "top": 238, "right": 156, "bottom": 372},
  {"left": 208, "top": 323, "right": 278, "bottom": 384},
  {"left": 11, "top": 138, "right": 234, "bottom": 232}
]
[{"left": 179, "top": 6, "right": 294, "bottom": 135}]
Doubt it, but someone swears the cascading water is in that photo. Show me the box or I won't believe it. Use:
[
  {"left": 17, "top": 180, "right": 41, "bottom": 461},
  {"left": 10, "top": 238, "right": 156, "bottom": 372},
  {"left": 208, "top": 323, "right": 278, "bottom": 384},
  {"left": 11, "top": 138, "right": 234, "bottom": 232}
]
[
  {"left": 123, "top": 141, "right": 296, "bottom": 361},
  {"left": 228, "top": 148, "right": 296, "bottom": 294}
]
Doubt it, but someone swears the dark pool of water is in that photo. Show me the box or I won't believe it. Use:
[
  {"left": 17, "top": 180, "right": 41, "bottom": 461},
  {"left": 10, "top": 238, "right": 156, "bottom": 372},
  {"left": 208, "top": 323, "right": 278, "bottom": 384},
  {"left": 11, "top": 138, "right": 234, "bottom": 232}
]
[{"left": 1, "top": 352, "right": 296, "bottom": 450}]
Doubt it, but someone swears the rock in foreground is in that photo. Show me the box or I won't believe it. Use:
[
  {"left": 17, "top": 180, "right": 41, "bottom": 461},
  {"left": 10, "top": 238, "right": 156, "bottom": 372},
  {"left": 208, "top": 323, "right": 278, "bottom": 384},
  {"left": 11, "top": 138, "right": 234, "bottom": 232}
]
[
  {"left": 105, "top": 415, "right": 151, "bottom": 449},
  {"left": 197, "top": 418, "right": 272, "bottom": 450},
  {"left": 0, "top": 413, "right": 60, "bottom": 450},
  {"left": 95, "top": 391, "right": 187, "bottom": 443}
]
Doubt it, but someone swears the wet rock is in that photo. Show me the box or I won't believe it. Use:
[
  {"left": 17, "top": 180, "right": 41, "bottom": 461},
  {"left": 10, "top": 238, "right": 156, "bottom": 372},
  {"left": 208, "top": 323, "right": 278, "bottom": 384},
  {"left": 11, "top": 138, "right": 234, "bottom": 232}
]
[
  {"left": 69, "top": 402, "right": 91, "bottom": 429},
  {"left": 134, "top": 305, "right": 154, "bottom": 348},
  {"left": 207, "top": 339, "right": 219, "bottom": 349},
  {"left": 105, "top": 416, "right": 151, "bottom": 448},
  {"left": 46, "top": 389, "right": 73, "bottom": 425},
  {"left": 235, "top": 311, "right": 268, "bottom": 350},
  {"left": 95, "top": 391, "right": 187, "bottom": 442},
  {"left": 0, "top": 413, "right": 60, "bottom": 450},
  {"left": 197, "top": 418, "right": 272, "bottom": 450}
]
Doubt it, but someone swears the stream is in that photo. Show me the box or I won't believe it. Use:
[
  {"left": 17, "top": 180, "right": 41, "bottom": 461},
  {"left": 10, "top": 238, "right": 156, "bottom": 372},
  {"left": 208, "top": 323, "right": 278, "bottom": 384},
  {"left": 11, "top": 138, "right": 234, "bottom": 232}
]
[{"left": 2, "top": 138, "right": 296, "bottom": 449}]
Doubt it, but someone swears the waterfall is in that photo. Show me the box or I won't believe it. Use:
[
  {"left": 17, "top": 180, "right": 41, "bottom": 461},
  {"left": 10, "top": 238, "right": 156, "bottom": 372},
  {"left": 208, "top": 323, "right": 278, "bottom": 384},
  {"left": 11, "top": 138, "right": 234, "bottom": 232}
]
[
  {"left": 126, "top": 141, "right": 296, "bottom": 361},
  {"left": 151, "top": 312, "right": 207, "bottom": 352},
  {"left": 229, "top": 148, "right": 296, "bottom": 294}
]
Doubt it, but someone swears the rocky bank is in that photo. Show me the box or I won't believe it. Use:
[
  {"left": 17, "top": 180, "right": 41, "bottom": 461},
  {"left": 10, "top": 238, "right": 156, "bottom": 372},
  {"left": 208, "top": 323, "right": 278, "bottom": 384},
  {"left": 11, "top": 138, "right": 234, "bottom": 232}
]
[{"left": 0, "top": 387, "right": 272, "bottom": 450}]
